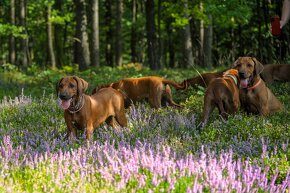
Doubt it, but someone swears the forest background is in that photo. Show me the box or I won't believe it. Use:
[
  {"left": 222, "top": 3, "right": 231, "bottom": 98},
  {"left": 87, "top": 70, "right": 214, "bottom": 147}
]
[{"left": 0, "top": 0, "right": 289, "bottom": 72}]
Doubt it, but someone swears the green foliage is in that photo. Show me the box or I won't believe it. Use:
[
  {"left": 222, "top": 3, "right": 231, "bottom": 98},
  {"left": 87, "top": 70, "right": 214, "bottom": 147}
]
[{"left": 0, "top": 24, "right": 27, "bottom": 38}]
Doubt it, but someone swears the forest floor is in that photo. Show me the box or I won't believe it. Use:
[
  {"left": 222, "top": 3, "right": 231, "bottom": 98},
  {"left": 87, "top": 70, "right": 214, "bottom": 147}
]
[{"left": 0, "top": 65, "right": 289, "bottom": 192}]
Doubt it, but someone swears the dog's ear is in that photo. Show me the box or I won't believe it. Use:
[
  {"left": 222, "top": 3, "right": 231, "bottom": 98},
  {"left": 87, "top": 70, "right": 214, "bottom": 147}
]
[
  {"left": 73, "top": 76, "right": 88, "bottom": 95},
  {"left": 56, "top": 78, "right": 63, "bottom": 95},
  {"left": 232, "top": 57, "right": 241, "bottom": 68},
  {"left": 252, "top": 57, "right": 264, "bottom": 75}
]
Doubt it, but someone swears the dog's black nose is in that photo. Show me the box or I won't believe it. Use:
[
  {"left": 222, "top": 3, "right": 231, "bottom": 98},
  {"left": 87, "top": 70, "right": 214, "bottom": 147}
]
[
  {"left": 239, "top": 72, "right": 246, "bottom": 79},
  {"left": 59, "top": 93, "right": 70, "bottom": 100}
]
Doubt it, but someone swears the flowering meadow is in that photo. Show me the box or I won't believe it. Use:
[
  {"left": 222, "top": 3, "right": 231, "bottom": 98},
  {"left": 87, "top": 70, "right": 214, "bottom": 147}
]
[{"left": 0, "top": 67, "right": 289, "bottom": 192}]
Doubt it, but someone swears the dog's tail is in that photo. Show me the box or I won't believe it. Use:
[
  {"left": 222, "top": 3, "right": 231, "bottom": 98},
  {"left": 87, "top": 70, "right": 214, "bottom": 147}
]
[{"left": 162, "top": 79, "right": 187, "bottom": 90}]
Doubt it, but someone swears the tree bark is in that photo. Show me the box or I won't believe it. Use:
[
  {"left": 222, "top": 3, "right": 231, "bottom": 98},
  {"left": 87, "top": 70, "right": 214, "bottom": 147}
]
[
  {"left": 182, "top": 1, "right": 194, "bottom": 68},
  {"left": 145, "top": 0, "right": 159, "bottom": 70},
  {"left": 47, "top": 3, "right": 56, "bottom": 69},
  {"left": 115, "top": 0, "right": 123, "bottom": 66},
  {"left": 131, "top": 0, "right": 137, "bottom": 63},
  {"left": 203, "top": 15, "right": 213, "bottom": 68},
  {"left": 9, "top": 0, "right": 16, "bottom": 65},
  {"left": 105, "top": 0, "right": 113, "bottom": 66},
  {"left": 54, "top": 0, "right": 64, "bottom": 68},
  {"left": 166, "top": 18, "right": 175, "bottom": 68},
  {"left": 199, "top": 3, "right": 204, "bottom": 67},
  {"left": 74, "top": 0, "right": 91, "bottom": 70},
  {"left": 19, "top": 0, "right": 29, "bottom": 68},
  {"left": 90, "top": 0, "right": 100, "bottom": 67}
]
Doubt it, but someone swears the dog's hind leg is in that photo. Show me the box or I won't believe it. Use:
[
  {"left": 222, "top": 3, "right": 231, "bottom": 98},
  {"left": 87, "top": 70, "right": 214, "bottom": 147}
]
[
  {"left": 201, "top": 95, "right": 215, "bottom": 127},
  {"left": 149, "top": 85, "right": 163, "bottom": 108}
]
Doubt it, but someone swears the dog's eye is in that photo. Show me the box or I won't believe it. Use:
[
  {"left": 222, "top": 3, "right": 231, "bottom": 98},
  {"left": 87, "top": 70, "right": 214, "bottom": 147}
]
[
  {"left": 69, "top": 83, "right": 75, "bottom": 88},
  {"left": 236, "top": 63, "right": 241, "bottom": 67},
  {"left": 247, "top": 63, "right": 252, "bottom": 67},
  {"left": 59, "top": 84, "right": 64, "bottom": 89}
]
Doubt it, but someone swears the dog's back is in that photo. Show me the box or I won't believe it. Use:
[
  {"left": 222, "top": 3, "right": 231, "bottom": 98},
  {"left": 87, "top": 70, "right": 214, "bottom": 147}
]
[{"left": 261, "top": 64, "right": 290, "bottom": 83}]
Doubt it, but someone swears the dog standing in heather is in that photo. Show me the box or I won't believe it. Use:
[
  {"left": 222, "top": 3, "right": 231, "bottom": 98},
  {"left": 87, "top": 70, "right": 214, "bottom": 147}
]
[
  {"left": 233, "top": 57, "right": 283, "bottom": 116},
  {"left": 92, "top": 76, "right": 186, "bottom": 109},
  {"left": 56, "top": 76, "right": 127, "bottom": 141},
  {"left": 201, "top": 69, "right": 240, "bottom": 127}
]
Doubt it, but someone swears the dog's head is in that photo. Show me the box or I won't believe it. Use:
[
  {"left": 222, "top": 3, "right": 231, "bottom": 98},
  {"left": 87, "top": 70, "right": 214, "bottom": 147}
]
[
  {"left": 56, "top": 76, "right": 88, "bottom": 110},
  {"left": 232, "top": 57, "right": 264, "bottom": 88}
]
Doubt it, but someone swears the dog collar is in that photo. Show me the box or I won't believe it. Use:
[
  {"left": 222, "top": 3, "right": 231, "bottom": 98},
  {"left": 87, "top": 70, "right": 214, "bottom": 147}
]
[
  {"left": 224, "top": 74, "right": 238, "bottom": 85},
  {"left": 68, "top": 95, "right": 84, "bottom": 114},
  {"left": 247, "top": 78, "right": 262, "bottom": 91}
]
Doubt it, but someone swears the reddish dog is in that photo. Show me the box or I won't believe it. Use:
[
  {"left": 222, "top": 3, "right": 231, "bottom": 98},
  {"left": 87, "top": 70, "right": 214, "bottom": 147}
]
[
  {"left": 56, "top": 76, "right": 127, "bottom": 140},
  {"left": 233, "top": 57, "right": 283, "bottom": 115},
  {"left": 92, "top": 76, "right": 186, "bottom": 108},
  {"left": 261, "top": 64, "right": 290, "bottom": 83},
  {"left": 182, "top": 71, "right": 224, "bottom": 88},
  {"left": 201, "top": 69, "right": 240, "bottom": 127}
]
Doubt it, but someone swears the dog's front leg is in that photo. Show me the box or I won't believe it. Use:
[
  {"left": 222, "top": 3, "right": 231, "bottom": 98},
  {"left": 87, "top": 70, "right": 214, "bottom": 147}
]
[
  {"left": 64, "top": 119, "right": 77, "bottom": 141},
  {"left": 85, "top": 123, "right": 95, "bottom": 140}
]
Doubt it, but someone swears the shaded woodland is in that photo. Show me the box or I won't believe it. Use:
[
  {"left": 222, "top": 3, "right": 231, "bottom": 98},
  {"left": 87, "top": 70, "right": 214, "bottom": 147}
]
[{"left": 0, "top": 0, "right": 289, "bottom": 71}]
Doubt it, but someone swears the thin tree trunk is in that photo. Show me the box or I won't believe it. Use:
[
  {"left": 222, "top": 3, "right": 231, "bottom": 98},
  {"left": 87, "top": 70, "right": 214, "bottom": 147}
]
[
  {"left": 47, "top": 3, "right": 56, "bottom": 69},
  {"left": 166, "top": 18, "right": 175, "bottom": 68},
  {"left": 182, "top": 1, "right": 194, "bottom": 68},
  {"left": 105, "top": 0, "right": 113, "bottom": 66},
  {"left": 131, "top": 0, "right": 137, "bottom": 63},
  {"left": 20, "top": 0, "right": 29, "bottom": 67},
  {"left": 90, "top": 0, "right": 100, "bottom": 67},
  {"left": 145, "top": 0, "right": 159, "bottom": 70},
  {"left": 203, "top": 15, "right": 213, "bottom": 68},
  {"left": 157, "top": 0, "right": 163, "bottom": 67},
  {"left": 115, "top": 0, "right": 123, "bottom": 66},
  {"left": 54, "top": 0, "right": 64, "bottom": 68},
  {"left": 199, "top": 3, "right": 204, "bottom": 67},
  {"left": 9, "top": 0, "right": 16, "bottom": 65},
  {"left": 74, "top": 0, "right": 91, "bottom": 70}
]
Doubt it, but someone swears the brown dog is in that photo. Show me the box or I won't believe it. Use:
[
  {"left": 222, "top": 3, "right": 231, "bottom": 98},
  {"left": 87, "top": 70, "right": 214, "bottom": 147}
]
[
  {"left": 261, "top": 64, "right": 290, "bottom": 83},
  {"left": 233, "top": 57, "right": 283, "bottom": 116},
  {"left": 92, "top": 76, "right": 186, "bottom": 108},
  {"left": 56, "top": 76, "right": 127, "bottom": 140},
  {"left": 182, "top": 71, "right": 224, "bottom": 88},
  {"left": 201, "top": 69, "right": 240, "bottom": 127}
]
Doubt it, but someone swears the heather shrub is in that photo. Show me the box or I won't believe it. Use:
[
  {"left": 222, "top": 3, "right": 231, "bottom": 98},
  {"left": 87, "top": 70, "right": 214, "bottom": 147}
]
[{"left": 0, "top": 67, "right": 289, "bottom": 192}]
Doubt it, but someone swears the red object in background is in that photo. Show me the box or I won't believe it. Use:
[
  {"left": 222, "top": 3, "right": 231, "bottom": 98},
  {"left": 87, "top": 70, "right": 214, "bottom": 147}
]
[{"left": 271, "top": 16, "right": 281, "bottom": 36}]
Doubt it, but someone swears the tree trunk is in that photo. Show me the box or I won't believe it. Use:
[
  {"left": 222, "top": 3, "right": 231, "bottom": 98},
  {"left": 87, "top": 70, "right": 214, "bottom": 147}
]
[
  {"left": 47, "top": 3, "right": 56, "bottom": 69},
  {"left": 115, "top": 0, "right": 123, "bottom": 66},
  {"left": 203, "top": 15, "right": 213, "bottom": 68},
  {"left": 166, "top": 18, "right": 175, "bottom": 68},
  {"left": 74, "top": 0, "right": 91, "bottom": 70},
  {"left": 182, "top": 1, "right": 194, "bottom": 68},
  {"left": 19, "top": 0, "right": 29, "bottom": 68},
  {"left": 9, "top": 0, "right": 16, "bottom": 65},
  {"left": 131, "top": 0, "right": 137, "bottom": 63},
  {"left": 157, "top": 0, "right": 163, "bottom": 67},
  {"left": 54, "top": 0, "right": 64, "bottom": 68},
  {"left": 90, "top": 0, "right": 100, "bottom": 67},
  {"left": 104, "top": 0, "right": 113, "bottom": 66},
  {"left": 183, "top": 24, "right": 194, "bottom": 68},
  {"left": 199, "top": 3, "right": 204, "bottom": 67},
  {"left": 145, "top": 0, "right": 159, "bottom": 70}
]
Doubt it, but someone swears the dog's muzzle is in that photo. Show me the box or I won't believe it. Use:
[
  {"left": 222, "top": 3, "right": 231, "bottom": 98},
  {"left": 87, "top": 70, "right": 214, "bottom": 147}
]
[{"left": 57, "top": 92, "right": 73, "bottom": 110}]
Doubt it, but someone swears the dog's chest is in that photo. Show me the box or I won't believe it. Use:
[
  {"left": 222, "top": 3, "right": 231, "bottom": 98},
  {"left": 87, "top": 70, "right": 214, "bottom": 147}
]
[
  {"left": 69, "top": 113, "right": 86, "bottom": 130},
  {"left": 240, "top": 90, "right": 260, "bottom": 113}
]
